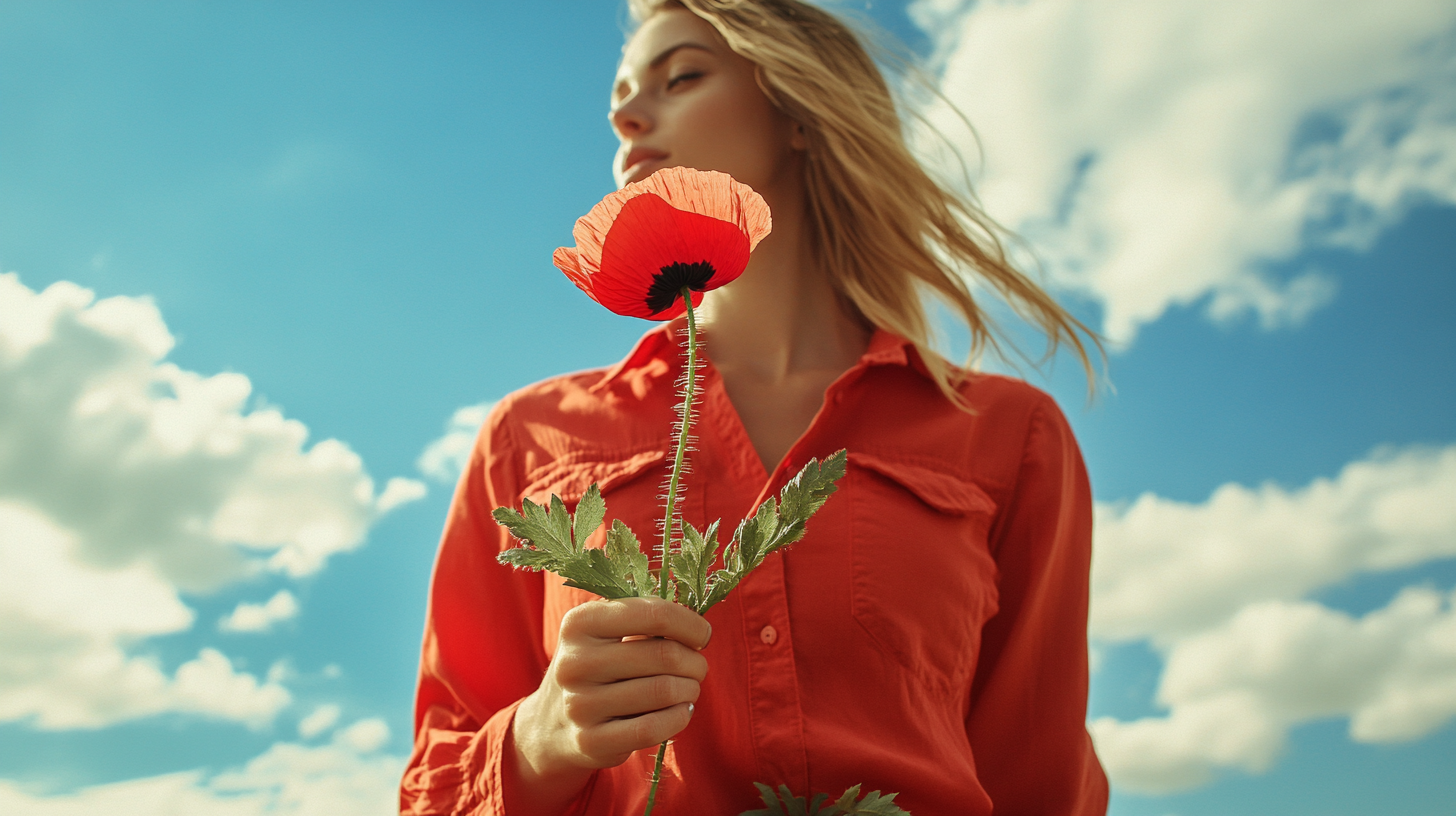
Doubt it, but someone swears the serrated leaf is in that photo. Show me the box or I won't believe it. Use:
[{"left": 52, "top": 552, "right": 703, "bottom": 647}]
[
  {"left": 547, "top": 494, "right": 574, "bottom": 553},
  {"left": 572, "top": 483, "right": 606, "bottom": 552},
  {"left": 739, "top": 781, "right": 911, "bottom": 816},
  {"left": 671, "top": 519, "right": 721, "bottom": 610},
  {"left": 605, "top": 519, "right": 653, "bottom": 596},
  {"left": 743, "top": 782, "right": 786, "bottom": 816},
  {"left": 560, "top": 548, "right": 635, "bottom": 599},
  {"left": 696, "top": 568, "right": 739, "bottom": 614},
  {"left": 832, "top": 784, "right": 910, "bottom": 816},
  {"left": 492, "top": 499, "right": 571, "bottom": 556},
  {"left": 495, "top": 491, "right": 645, "bottom": 601},
  {"left": 496, "top": 546, "right": 562, "bottom": 572},
  {"left": 733, "top": 498, "right": 778, "bottom": 568},
  {"left": 771, "top": 450, "right": 846, "bottom": 546}
]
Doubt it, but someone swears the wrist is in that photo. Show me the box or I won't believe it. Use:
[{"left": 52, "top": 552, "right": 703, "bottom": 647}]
[{"left": 504, "top": 691, "right": 596, "bottom": 816}]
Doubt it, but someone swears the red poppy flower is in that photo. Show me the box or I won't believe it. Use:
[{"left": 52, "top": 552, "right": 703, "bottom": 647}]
[{"left": 552, "top": 166, "right": 772, "bottom": 320}]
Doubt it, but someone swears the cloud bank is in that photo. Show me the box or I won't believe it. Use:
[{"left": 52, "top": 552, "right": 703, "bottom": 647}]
[
  {"left": 911, "top": 0, "right": 1456, "bottom": 343},
  {"left": 417, "top": 401, "right": 495, "bottom": 483},
  {"left": 0, "top": 719, "right": 401, "bottom": 816},
  {"left": 1089, "top": 444, "right": 1456, "bottom": 792},
  {"left": 0, "top": 272, "right": 422, "bottom": 730}
]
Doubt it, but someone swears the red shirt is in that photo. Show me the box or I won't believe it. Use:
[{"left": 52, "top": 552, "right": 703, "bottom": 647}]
[{"left": 402, "top": 321, "right": 1107, "bottom": 815}]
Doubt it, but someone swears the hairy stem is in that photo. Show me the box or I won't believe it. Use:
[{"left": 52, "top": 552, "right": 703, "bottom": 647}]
[
  {"left": 644, "top": 740, "right": 669, "bottom": 816},
  {"left": 658, "top": 286, "right": 697, "bottom": 600},
  {"left": 646, "top": 288, "right": 698, "bottom": 816}
]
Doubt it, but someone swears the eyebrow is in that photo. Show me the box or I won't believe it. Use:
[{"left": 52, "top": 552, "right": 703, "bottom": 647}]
[
  {"left": 614, "top": 41, "right": 715, "bottom": 100},
  {"left": 648, "top": 41, "right": 713, "bottom": 69}
]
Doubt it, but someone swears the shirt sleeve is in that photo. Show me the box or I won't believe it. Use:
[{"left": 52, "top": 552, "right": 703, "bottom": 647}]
[
  {"left": 400, "top": 405, "right": 567, "bottom": 815},
  {"left": 965, "top": 394, "right": 1109, "bottom": 815}
]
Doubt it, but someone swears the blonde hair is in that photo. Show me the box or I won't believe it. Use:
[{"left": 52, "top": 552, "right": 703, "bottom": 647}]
[{"left": 626, "top": 0, "right": 1101, "bottom": 405}]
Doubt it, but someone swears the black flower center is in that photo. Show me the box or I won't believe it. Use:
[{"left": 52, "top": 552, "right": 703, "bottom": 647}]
[{"left": 645, "top": 261, "right": 715, "bottom": 314}]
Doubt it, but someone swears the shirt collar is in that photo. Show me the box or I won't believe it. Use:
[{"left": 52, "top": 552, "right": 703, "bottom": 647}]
[{"left": 590, "top": 318, "right": 932, "bottom": 392}]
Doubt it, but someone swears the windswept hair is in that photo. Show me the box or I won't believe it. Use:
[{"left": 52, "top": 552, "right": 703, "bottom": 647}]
[{"left": 626, "top": 0, "right": 1100, "bottom": 405}]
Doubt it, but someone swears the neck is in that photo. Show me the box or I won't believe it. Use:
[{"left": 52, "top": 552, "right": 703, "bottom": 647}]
[{"left": 697, "top": 185, "right": 870, "bottom": 381}]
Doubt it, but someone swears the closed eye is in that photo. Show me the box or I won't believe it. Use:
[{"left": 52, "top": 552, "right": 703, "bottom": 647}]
[{"left": 667, "top": 71, "right": 704, "bottom": 90}]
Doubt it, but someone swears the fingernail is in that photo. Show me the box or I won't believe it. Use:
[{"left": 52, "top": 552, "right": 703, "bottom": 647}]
[{"left": 688, "top": 703, "right": 695, "bottom": 715}]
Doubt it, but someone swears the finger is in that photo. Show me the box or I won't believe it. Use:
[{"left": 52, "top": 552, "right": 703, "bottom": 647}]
[
  {"left": 577, "top": 702, "right": 695, "bottom": 764},
  {"left": 563, "top": 596, "right": 712, "bottom": 650},
  {"left": 563, "top": 675, "right": 701, "bottom": 725},
  {"left": 567, "top": 635, "right": 709, "bottom": 685}
]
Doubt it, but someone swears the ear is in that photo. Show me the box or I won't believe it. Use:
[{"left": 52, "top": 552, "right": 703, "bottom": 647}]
[{"left": 789, "top": 121, "right": 807, "bottom": 151}]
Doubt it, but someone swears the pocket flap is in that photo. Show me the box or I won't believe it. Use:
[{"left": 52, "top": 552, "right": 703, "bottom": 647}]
[
  {"left": 522, "top": 449, "right": 666, "bottom": 506},
  {"left": 850, "top": 451, "right": 995, "bottom": 516}
]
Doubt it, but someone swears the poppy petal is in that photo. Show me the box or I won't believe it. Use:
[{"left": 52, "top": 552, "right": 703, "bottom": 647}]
[
  {"left": 552, "top": 246, "right": 593, "bottom": 298},
  {"left": 592, "top": 194, "right": 751, "bottom": 319},
  {"left": 551, "top": 167, "right": 771, "bottom": 320}
]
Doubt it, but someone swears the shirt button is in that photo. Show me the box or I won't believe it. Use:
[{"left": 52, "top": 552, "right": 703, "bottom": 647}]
[{"left": 759, "top": 625, "right": 778, "bottom": 645}]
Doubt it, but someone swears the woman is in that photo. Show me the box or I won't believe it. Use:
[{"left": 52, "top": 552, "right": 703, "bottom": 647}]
[{"left": 401, "top": 1, "right": 1107, "bottom": 814}]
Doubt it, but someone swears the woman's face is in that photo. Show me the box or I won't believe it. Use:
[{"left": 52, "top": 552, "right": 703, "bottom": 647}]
[{"left": 611, "top": 9, "right": 803, "bottom": 194}]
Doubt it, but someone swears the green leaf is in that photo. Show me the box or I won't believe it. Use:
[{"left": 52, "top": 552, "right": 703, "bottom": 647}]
[
  {"left": 744, "top": 783, "right": 787, "bottom": 816},
  {"left": 496, "top": 546, "right": 562, "bottom": 572},
  {"left": 495, "top": 486, "right": 643, "bottom": 601},
  {"left": 700, "top": 450, "right": 849, "bottom": 615},
  {"left": 671, "top": 519, "right": 721, "bottom": 611},
  {"left": 546, "top": 494, "right": 574, "bottom": 553},
  {"left": 732, "top": 497, "right": 778, "bottom": 569},
  {"left": 739, "top": 781, "right": 911, "bottom": 816},
  {"left": 697, "top": 567, "right": 740, "bottom": 614},
  {"left": 492, "top": 498, "right": 572, "bottom": 557},
  {"left": 560, "top": 548, "right": 635, "bottom": 599},
  {"left": 832, "top": 784, "right": 910, "bottom": 815},
  {"left": 573, "top": 484, "right": 606, "bottom": 552},
  {"left": 606, "top": 519, "right": 654, "bottom": 595}
]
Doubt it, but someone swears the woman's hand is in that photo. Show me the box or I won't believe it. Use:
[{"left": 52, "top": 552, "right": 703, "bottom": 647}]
[{"left": 504, "top": 596, "right": 712, "bottom": 815}]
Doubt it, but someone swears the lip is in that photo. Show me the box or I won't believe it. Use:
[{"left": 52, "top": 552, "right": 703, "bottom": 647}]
[{"left": 621, "top": 147, "right": 669, "bottom": 181}]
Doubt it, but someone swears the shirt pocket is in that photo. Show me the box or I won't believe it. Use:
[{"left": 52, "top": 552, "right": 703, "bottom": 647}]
[
  {"left": 520, "top": 448, "right": 666, "bottom": 657},
  {"left": 849, "top": 451, "right": 1000, "bottom": 692}
]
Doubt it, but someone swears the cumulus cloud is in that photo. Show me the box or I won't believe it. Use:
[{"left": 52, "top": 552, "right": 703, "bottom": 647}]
[
  {"left": 911, "top": 0, "right": 1456, "bottom": 343},
  {"left": 417, "top": 401, "right": 495, "bottom": 483},
  {"left": 220, "top": 591, "right": 301, "bottom": 634},
  {"left": 0, "top": 272, "right": 424, "bottom": 586},
  {"left": 1088, "top": 444, "right": 1456, "bottom": 792},
  {"left": 0, "top": 500, "right": 290, "bottom": 729},
  {"left": 1091, "top": 587, "right": 1456, "bottom": 793},
  {"left": 0, "top": 720, "right": 402, "bottom": 815},
  {"left": 1092, "top": 445, "right": 1456, "bottom": 643},
  {"left": 0, "top": 272, "right": 422, "bottom": 729},
  {"left": 297, "top": 704, "right": 342, "bottom": 739}
]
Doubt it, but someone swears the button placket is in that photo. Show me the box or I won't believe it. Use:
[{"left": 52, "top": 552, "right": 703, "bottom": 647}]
[{"left": 738, "top": 553, "right": 808, "bottom": 792}]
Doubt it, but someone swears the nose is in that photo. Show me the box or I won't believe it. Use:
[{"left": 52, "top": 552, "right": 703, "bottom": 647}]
[{"left": 609, "top": 93, "right": 651, "bottom": 139}]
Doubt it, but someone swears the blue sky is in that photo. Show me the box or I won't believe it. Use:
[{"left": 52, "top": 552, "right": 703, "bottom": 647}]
[{"left": 1, "top": 1, "right": 1453, "bottom": 813}]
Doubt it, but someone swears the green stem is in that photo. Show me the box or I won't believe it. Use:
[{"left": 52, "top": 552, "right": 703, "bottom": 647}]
[
  {"left": 645, "top": 287, "right": 698, "bottom": 816},
  {"left": 644, "top": 740, "right": 669, "bottom": 816},
  {"left": 658, "top": 286, "right": 698, "bottom": 601}
]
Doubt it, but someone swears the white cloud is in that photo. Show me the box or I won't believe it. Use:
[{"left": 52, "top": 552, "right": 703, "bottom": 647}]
[
  {"left": 297, "top": 704, "right": 341, "bottom": 739},
  {"left": 911, "top": 0, "right": 1456, "bottom": 343},
  {"left": 376, "top": 476, "right": 428, "bottom": 514},
  {"left": 220, "top": 591, "right": 300, "bottom": 634},
  {"left": 0, "top": 721, "right": 402, "bottom": 816},
  {"left": 0, "top": 273, "right": 424, "bottom": 587},
  {"left": 1088, "top": 444, "right": 1456, "bottom": 792},
  {"left": 1091, "top": 587, "right": 1456, "bottom": 793},
  {"left": 0, "top": 501, "right": 290, "bottom": 729},
  {"left": 0, "top": 272, "right": 422, "bottom": 730},
  {"left": 417, "top": 401, "right": 495, "bottom": 483},
  {"left": 1091, "top": 445, "right": 1456, "bottom": 643},
  {"left": 334, "top": 718, "right": 391, "bottom": 754}
]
